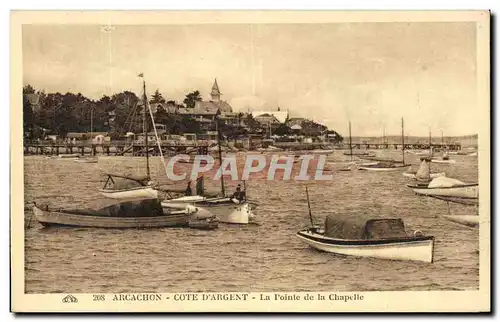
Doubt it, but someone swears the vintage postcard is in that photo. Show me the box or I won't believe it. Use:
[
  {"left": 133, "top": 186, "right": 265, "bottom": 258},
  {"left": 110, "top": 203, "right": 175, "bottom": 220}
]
[{"left": 11, "top": 10, "right": 490, "bottom": 312}]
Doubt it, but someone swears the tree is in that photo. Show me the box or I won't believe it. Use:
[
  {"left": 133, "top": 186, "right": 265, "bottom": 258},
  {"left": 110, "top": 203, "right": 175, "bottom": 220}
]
[
  {"left": 150, "top": 89, "right": 166, "bottom": 104},
  {"left": 183, "top": 90, "right": 202, "bottom": 109},
  {"left": 23, "top": 84, "right": 35, "bottom": 94},
  {"left": 273, "top": 123, "right": 290, "bottom": 136}
]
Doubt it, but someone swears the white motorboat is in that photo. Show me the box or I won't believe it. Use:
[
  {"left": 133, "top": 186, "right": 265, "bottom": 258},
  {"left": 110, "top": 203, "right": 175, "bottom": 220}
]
[
  {"left": 296, "top": 187, "right": 435, "bottom": 263},
  {"left": 296, "top": 227, "right": 435, "bottom": 263}
]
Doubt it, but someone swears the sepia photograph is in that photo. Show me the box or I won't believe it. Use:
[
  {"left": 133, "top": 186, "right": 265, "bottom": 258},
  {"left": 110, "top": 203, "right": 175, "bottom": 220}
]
[{"left": 10, "top": 10, "right": 490, "bottom": 312}]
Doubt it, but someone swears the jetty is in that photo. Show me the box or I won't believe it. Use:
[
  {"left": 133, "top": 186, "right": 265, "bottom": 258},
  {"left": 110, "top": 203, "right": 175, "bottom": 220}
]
[{"left": 23, "top": 141, "right": 210, "bottom": 156}]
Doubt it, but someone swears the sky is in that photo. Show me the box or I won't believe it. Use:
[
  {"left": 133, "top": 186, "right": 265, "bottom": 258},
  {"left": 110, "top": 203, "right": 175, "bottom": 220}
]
[{"left": 22, "top": 22, "right": 478, "bottom": 136}]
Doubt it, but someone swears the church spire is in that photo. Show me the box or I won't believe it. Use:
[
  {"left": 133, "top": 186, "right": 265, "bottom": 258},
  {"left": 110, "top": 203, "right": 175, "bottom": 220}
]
[{"left": 210, "top": 78, "right": 221, "bottom": 101}]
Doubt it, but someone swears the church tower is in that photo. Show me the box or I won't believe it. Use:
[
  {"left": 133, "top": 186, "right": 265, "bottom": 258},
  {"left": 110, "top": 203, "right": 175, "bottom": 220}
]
[{"left": 210, "top": 78, "right": 221, "bottom": 102}]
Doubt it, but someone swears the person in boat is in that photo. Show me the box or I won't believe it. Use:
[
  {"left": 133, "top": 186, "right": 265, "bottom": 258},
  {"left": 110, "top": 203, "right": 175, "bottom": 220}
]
[
  {"left": 184, "top": 181, "right": 192, "bottom": 196},
  {"left": 231, "top": 184, "right": 246, "bottom": 203}
]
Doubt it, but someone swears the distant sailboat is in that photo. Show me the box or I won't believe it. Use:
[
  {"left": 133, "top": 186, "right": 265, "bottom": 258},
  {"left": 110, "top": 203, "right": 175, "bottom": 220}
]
[
  {"left": 431, "top": 131, "right": 456, "bottom": 164},
  {"left": 358, "top": 117, "right": 410, "bottom": 172}
]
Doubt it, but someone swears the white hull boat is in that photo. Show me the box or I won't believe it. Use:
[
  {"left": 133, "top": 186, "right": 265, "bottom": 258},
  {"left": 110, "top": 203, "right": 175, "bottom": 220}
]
[
  {"left": 402, "top": 172, "right": 446, "bottom": 180},
  {"left": 358, "top": 165, "right": 410, "bottom": 172},
  {"left": 310, "top": 149, "right": 335, "bottom": 155},
  {"left": 442, "top": 215, "right": 479, "bottom": 228},
  {"left": 410, "top": 183, "right": 478, "bottom": 199},
  {"left": 431, "top": 159, "right": 456, "bottom": 164},
  {"left": 161, "top": 196, "right": 255, "bottom": 224},
  {"left": 99, "top": 186, "right": 158, "bottom": 201},
  {"left": 58, "top": 154, "right": 80, "bottom": 158},
  {"left": 296, "top": 229, "right": 434, "bottom": 263}
]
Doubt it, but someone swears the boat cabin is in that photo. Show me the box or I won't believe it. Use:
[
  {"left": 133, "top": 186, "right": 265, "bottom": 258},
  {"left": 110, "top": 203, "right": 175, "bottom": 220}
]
[{"left": 323, "top": 215, "right": 410, "bottom": 240}]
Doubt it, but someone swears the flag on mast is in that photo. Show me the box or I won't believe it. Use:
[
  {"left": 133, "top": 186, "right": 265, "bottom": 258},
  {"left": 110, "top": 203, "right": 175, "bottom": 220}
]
[{"left": 138, "top": 73, "right": 144, "bottom": 77}]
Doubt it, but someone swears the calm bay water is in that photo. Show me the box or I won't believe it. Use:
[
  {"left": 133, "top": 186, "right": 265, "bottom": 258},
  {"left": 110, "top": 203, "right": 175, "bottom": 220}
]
[{"left": 23, "top": 151, "right": 479, "bottom": 293}]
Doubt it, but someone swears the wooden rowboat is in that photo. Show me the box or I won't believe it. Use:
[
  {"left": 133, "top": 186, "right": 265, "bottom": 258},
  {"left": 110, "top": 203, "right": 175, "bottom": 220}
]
[{"left": 32, "top": 199, "right": 191, "bottom": 228}]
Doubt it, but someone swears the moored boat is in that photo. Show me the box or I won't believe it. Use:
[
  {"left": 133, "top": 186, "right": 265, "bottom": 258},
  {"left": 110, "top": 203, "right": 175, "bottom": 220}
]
[
  {"left": 58, "top": 154, "right": 80, "bottom": 159},
  {"left": 296, "top": 187, "right": 434, "bottom": 263},
  {"left": 408, "top": 177, "right": 478, "bottom": 199},
  {"left": 403, "top": 158, "right": 445, "bottom": 181},
  {"left": 98, "top": 173, "right": 158, "bottom": 201},
  {"left": 358, "top": 163, "right": 410, "bottom": 172},
  {"left": 442, "top": 215, "right": 479, "bottom": 228},
  {"left": 32, "top": 198, "right": 195, "bottom": 228}
]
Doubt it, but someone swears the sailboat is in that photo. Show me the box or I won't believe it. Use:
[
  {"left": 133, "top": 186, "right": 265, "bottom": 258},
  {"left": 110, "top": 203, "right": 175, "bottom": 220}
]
[
  {"left": 403, "top": 131, "right": 446, "bottom": 180},
  {"left": 74, "top": 107, "right": 98, "bottom": 163},
  {"left": 161, "top": 117, "right": 257, "bottom": 224},
  {"left": 431, "top": 131, "right": 456, "bottom": 164},
  {"left": 407, "top": 176, "right": 478, "bottom": 199},
  {"left": 402, "top": 157, "right": 446, "bottom": 181},
  {"left": 358, "top": 118, "right": 410, "bottom": 172},
  {"left": 99, "top": 78, "right": 158, "bottom": 200},
  {"left": 343, "top": 121, "right": 374, "bottom": 158}
]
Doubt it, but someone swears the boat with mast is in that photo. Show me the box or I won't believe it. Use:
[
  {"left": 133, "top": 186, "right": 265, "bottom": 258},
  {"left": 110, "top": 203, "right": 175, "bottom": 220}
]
[
  {"left": 98, "top": 76, "right": 158, "bottom": 200},
  {"left": 358, "top": 118, "right": 410, "bottom": 172},
  {"left": 161, "top": 116, "right": 257, "bottom": 224},
  {"left": 343, "top": 121, "right": 374, "bottom": 158},
  {"left": 431, "top": 131, "right": 456, "bottom": 164},
  {"left": 295, "top": 186, "right": 435, "bottom": 263},
  {"left": 404, "top": 129, "right": 445, "bottom": 179}
]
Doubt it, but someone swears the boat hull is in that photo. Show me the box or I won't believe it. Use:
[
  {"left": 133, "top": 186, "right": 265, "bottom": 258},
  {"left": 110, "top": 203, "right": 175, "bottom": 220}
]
[
  {"left": 162, "top": 198, "right": 254, "bottom": 224},
  {"left": 296, "top": 230, "right": 434, "bottom": 263},
  {"left": 99, "top": 187, "right": 158, "bottom": 201},
  {"left": 32, "top": 206, "right": 189, "bottom": 228},
  {"left": 358, "top": 165, "right": 410, "bottom": 172},
  {"left": 431, "top": 159, "right": 456, "bottom": 164},
  {"left": 443, "top": 215, "right": 479, "bottom": 228},
  {"left": 412, "top": 184, "right": 478, "bottom": 199},
  {"left": 402, "top": 172, "right": 446, "bottom": 179}
]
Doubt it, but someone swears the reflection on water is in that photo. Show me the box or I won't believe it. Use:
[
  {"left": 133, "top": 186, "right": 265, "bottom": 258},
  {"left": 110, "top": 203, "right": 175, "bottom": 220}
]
[{"left": 23, "top": 152, "right": 479, "bottom": 293}]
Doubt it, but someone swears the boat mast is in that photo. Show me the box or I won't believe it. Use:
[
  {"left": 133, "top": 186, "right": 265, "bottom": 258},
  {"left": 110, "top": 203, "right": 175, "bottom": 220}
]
[
  {"left": 216, "top": 117, "right": 225, "bottom": 196},
  {"left": 305, "top": 186, "right": 314, "bottom": 227},
  {"left": 441, "top": 130, "right": 444, "bottom": 157},
  {"left": 429, "top": 128, "right": 432, "bottom": 157},
  {"left": 90, "top": 107, "right": 93, "bottom": 138},
  {"left": 348, "top": 121, "right": 353, "bottom": 161},
  {"left": 142, "top": 79, "right": 150, "bottom": 180},
  {"left": 401, "top": 117, "right": 405, "bottom": 165}
]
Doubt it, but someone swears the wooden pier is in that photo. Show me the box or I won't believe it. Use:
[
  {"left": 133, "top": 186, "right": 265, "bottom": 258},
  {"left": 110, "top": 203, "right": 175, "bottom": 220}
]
[
  {"left": 340, "top": 143, "right": 461, "bottom": 151},
  {"left": 23, "top": 141, "right": 210, "bottom": 156}
]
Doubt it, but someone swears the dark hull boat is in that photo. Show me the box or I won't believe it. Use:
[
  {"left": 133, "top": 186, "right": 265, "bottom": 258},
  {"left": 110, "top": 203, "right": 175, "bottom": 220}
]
[{"left": 32, "top": 198, "right": 218, "bottom": 230}]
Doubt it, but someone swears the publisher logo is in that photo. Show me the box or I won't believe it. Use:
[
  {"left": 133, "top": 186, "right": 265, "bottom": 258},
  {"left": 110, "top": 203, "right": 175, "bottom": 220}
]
[{"left": 62, "top": 294, "right": 78, "bottom": 303}]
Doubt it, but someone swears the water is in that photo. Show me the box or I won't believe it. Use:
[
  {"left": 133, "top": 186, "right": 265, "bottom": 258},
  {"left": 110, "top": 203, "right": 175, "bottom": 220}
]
[{"left": 23, "top": 152, "right": 479, "bottom": 293}]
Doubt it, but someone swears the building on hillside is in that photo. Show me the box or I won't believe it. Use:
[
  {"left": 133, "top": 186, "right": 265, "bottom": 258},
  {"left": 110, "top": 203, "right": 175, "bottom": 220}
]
[
  {"left": 176, "top": 78, "right": 243, "bottom": 130},
  {"left": 252, "top": 107, "right": 289, "bottom": 124}
]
